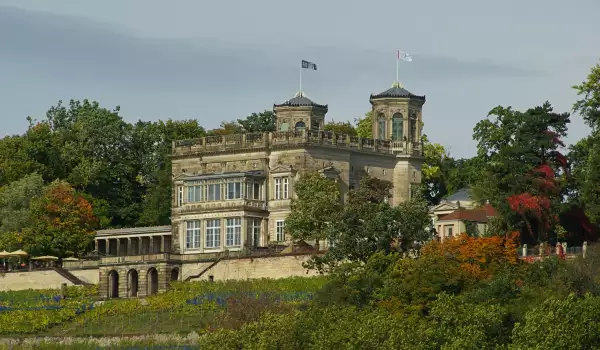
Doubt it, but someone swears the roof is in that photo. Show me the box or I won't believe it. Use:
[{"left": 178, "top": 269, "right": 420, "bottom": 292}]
[
  {"left": 446, "top": 188, "right": 472, "bottom": 202},
  {"left": 437, "top": 203, "right": 498, "bottom": 223},
  {"left": 274, "top": 92, "right": 327, "bottom": 109},
  {"left": 370, "top": 82, "right": 426, "bottom": 101}
]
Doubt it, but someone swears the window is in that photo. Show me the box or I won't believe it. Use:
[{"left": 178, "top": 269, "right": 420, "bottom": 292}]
[
  {"left": 276, "top": 220, "right": 285, "bottom": 241},
  {"left": 187, "top": 185, "right": 203, "bottom": 203},
  {"left": 445, "top": 225, "right": 453, "bottom": 238},
  {"left": 246, "top": 181, "right": 262, "bottom": 200},
  {"left": 392, "top": 113, "right": 404, "bottom": 141},
  {"left": 248, "top": 218, "right": 261, "bottom": 247},
  {"left": 410, "top": 115, "right": 417, "bottom": 141},
  {"left": 295, "top": 121, "right": 306, "bottom": 132},
  {"left": 186, "top": 221, "right": 201, "bottom": 249},
  {"left": 177, "top": 186, "right": 183, "bottom": 206},
  {"left": 274, "top": 177, "right": 289, "bottom": 200},
  {"left": 378, "top": 118, "right": 386, "bottom": 139},
  {"left": 226, "top": 182, "right": 242, "bottom": 200},
  {"left": 207, "top": 184, "right": 221, "bottom": 201},
  {"left": 205, "top": 219, "right": 221, "bottom": 248},
  {"left": 226, "top": 217, "right": 242, "bottom": 247}
]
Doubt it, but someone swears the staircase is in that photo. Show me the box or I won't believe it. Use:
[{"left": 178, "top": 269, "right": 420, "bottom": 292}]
[
  {"left": 53, "top": 267, "right": 91, "bottom": 286},
  {"left": 184, "top": 258, "right": 221, "bottom": 281}
]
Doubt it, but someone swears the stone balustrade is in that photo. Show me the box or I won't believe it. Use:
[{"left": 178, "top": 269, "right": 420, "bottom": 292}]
[{"left": 172, "top": 130, "right": 423, "bottom": 157}]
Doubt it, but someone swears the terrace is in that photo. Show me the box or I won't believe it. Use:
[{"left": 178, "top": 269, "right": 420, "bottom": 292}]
[{"left": 172, "top": 130, "right": 424, "bottom": 158}]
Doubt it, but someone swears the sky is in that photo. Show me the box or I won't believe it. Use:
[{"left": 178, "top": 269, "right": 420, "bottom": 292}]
[{"left": 1, "top": 0, "right": 599, "bottom": 157}]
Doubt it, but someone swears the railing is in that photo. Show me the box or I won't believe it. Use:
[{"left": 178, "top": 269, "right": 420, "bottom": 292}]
[
  {"left": 173, "top": 130, "right": 424, "bottom": 157},
  {"left": 100, "top": 253, "right": 176, "bottom": 264},
  {"left": 63, "top": 260, "right": 100, "bottom": 270},
  {"left": 179, "top": 199, "right": 267, "bottom": 213},
  {"left": 517, "top": 243, "right": 588, "bottom": 259}
]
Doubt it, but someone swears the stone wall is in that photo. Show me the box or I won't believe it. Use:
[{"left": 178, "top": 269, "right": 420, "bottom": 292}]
[
  {"left": 0, "top": 270, "right": 74, "bottom": 291},
  {"left": 186, "top": 254, "right": 320, "bottom": 282}
]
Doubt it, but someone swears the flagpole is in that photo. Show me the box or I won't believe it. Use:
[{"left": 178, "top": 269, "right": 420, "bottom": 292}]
[
  {"left": 300, "top": 63, "right": 303, "bottom": 95},
  {"left": 396, "top": 49, "right": 399, "bottom": 83}
]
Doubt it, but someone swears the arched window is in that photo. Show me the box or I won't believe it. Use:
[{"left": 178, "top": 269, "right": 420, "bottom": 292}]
[
  {"left": 392, "top": 113, "right": 404, "bottom": 141},
  {"left": 377, "top": 118, "right": 386, "bottom": 140},
  {"left": 295, "top": 121, "right": 306, "bottom": 132},
  {"left": 410, "top": 114, "right": 418, "bottom": 141}
]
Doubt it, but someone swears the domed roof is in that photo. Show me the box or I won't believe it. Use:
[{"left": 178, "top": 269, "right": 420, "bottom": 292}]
[
  {"left": 274, "top": 92, "right": 327, "bottom": 109},
  {"left": 370, "top": 82, "right": 425, "bottom": 102}
]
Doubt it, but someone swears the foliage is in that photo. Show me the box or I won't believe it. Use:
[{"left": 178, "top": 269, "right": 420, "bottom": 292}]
[
  {"left": 573, "top": 61, "right": 600, "bottom": 130},
  {"left": 18, "top": 181, "right": 99, "bottom": 257},
  {"left": 237, "top": 110, "right": 276, "bottom": 133},
  {"left": 473, "top": 102, "right": 571, "bottom": 244},
  {"left": 323, "top": 120, "right": 357, "bottom": 135},
  {"left": 421, "top": 135, "right": 450, "bottom": 205},
  {"left": 355, "top": 111, "right": 373, "bottom": 138},
  {"left": 207, "top": 121, "right": 243, "bottom": 136},
  {"left": 285, "top": 172, "right": 341, "bottom": 249}
]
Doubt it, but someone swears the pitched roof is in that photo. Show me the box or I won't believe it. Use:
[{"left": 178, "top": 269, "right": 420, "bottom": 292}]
[
  {"left": 446, "top": 188, "right": 472, "bottom": 202},
  {"left": 274, "top": 92, "right": 327, "bottom": 109},
  {"left": 370, "top": 82, "right": 426, "bottom": 101},
  {"left": 438, "top": 203, "right": 498, "bottom": 223}
]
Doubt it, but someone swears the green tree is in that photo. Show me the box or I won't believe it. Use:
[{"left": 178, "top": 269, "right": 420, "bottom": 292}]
[
  {"left": 207, "top": 121, "right": 243, "bottom": 136},
  {"left": 573, "top": 61, "right": 600, "bottom": 129},
  {"left": 237, "top": 110, "right": 276, "bottom": 133},
  {"left": 421, "top": 135, "right": 449, "bottom": 205},
  {"left": 323, "top": 121, "right": 357, "bottom": 136},
  {"left": 285, "top": 173, "right": 342, "bottom": 250},
  {"left": 355, "top": 111, "right": 373, "bottom": 138},
  {"left": 568, "top": 133, "right": 600, "bottom": 224}
]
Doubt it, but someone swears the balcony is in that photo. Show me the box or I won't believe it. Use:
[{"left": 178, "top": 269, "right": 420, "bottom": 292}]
[{"left": 178, "top": 199, "right": 267, "bottom": 213}]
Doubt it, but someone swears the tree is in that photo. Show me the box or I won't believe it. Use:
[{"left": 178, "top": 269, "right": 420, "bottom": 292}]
[
  {"left": 420, "top": 135, "right": 449, "bottom": 205},
  {"left": 323, "top": 121, "right": 357, "bottom": 136},
  {"left": 355, "top": 111, "right": 373, "bottom": 138},
  {"left": 573, "top": 61, "right": 600, "bottom": 130},
  {"left": 472, "top": 102, "right": 570, "bottom": 243},
  {"left": 20, "top": 181, "right": 99, "bottom": 258},
  {"left": 207, "top": 121, "right": 244, "bottom": 136},
  {"left": 0, "top": 174, "right": 45, "bottom": 250},
  {"left": 285, "top": 173, "right": 341, "bottom": 251},
  {"left": 306, "top": 177, "right": 431, "bottom": 272},
  {"left": 237, "top": 111, "right": 276, "bottom": 133}
]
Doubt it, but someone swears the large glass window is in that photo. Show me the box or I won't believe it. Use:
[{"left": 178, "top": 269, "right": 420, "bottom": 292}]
[
  {"left": 226, "top": 182, "right": 242, "bottom": 200},
  {"left": 207, "top": 184, "right": 221, "bottom": 201},
  {"left": 246, "top": 181, "right": 262, "bottom": 200},
  {"left": 226, "top": 217, "right": 242, "bottom": 247},
  {"left": 378, "top": 118, "right": 386, "bottom": 139},
  {"left": 248, "top": 218, "right": 261, "bottom": 247},
  {"left": 187, "top": 185, "right": 203, "bottom": 203},
  {"left": 274, "top": 177, "right": 289, "bottom": 200},
  {"left": 186, "top": 220, "right": 201, "bottom": 249},
  {"left": 392, "top": 113, "right": 404, "bottom": 141},
  {"left": 205, "top": 219, "right": 221, "bottom": 248},
  {"left": 276, "top": 220, "right": 285, "bottom": 241}
]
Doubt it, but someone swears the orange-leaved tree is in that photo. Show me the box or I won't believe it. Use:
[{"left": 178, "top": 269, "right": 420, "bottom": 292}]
[
  {"left": 21, "top": 180, "right": 99, "bottom": 258},
  {"left": 421, "top": 233, "right": 519, "bottom": 282}
]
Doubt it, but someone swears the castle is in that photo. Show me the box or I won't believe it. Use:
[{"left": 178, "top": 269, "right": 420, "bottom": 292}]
[{"left": 85, "top": 81, "right": 427, "bottom": 298}]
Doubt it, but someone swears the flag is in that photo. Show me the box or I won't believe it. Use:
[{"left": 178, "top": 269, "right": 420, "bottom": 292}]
[
  {"left": 302, "top": 60, "right": 317, "bottom": 70},
  {"left": 397, "top": 50, "right": 412, "bottom": 62}
]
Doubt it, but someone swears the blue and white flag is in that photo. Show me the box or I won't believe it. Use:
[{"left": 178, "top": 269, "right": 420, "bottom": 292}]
[{"left": 302, "top": 60, "right": 317, "bottom": 70}]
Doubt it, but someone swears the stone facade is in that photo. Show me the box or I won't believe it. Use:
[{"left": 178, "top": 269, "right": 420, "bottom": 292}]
[{"left": 88, "top": 83, "right": 427, "bottom": 298}]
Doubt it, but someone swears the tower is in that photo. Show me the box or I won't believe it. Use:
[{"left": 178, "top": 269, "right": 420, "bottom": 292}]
[
  {"left": 369, "top": 82, "right": 426, "bottom": 142},
  {"left": 273, "top": 92, "right": 328, "bottom": 132}
]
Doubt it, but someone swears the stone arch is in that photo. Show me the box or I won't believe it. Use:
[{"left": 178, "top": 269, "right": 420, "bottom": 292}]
[
  {"left": 127, "top": 269, "right": 139, "bottom": 298},
  {"left": 391, "top": 113, "right": 404, "bottom": 141},
  {"left": 170, "top": 267, "right": 180, "bottom": 283},
  {"left": 107, "top": 270, "right": 119, "bottom": 299},
  {"left": 147, "top": 267, "right": 159, "bottom": 296},
  {"left": 294, "top": 121, "right": 306, "bottom": 132}
]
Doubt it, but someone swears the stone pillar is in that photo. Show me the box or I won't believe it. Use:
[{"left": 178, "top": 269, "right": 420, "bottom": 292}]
[
  {"left": 116, "top": 238, "right": 120, "bottom": 257},
  {"left": 149, "top": 236, "right": 154, "bottom": 254},
  {"left": 522, "top": 244, "right": 527, "bottom": 257},
  {"left": 583, "top": 241, "right": 588, "bottom": 258},
  {"left": 105, "top": 239, "right": 110, "bottom": 255},
  {"left": 240, "top": 217, "right": 247, "bottom": 251},
  {"left": 160, "top": 235, "right": 165, "bottom": 253},
  {"left": 539, "top": 242, "right": 544, "bottom": 257},
  {"left": 127, "top": 238, "right": 132, "bottom": 256},
  {"left": 138, "top": 237, "right": 143, "bottom": 255},
  {"left": 555, "top": 242, "right": 561, "bottom": 255},
  {"left": 563, "top": 242, "right": 568, "bottom": 254},
  {"left": 94, "top": 240, "right": 99, "bottom": 253}
]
